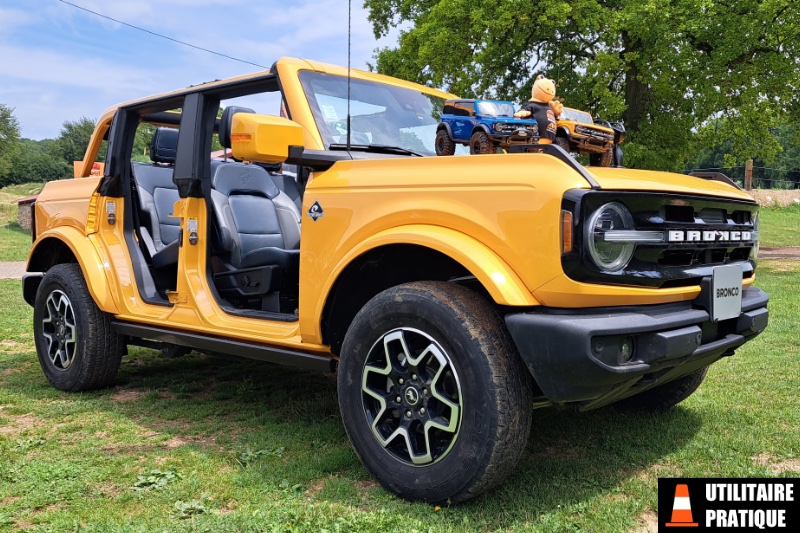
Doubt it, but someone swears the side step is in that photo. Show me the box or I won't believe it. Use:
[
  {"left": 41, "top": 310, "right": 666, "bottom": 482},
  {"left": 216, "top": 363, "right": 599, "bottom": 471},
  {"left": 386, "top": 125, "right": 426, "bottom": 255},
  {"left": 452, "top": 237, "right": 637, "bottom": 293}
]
[{"left": 112, "top": 321, "right": 336, "bottom": 373}]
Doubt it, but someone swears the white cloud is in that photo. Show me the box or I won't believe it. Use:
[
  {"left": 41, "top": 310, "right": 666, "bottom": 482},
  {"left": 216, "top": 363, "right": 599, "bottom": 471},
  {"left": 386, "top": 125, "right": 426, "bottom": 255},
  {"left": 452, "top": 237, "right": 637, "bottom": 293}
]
[{"left": 1, "top": 0, "right": 401, "bottom": 139}]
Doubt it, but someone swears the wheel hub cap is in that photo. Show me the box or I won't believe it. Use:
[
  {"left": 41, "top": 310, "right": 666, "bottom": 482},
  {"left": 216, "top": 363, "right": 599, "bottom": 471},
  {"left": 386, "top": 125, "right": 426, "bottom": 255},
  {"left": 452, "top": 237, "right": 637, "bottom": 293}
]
[
  {"left": 360, "top": 327, "right": 463, "bottom": 466},
  {"left": 41, "top": 290, "right": 77, "bottom": 371}
]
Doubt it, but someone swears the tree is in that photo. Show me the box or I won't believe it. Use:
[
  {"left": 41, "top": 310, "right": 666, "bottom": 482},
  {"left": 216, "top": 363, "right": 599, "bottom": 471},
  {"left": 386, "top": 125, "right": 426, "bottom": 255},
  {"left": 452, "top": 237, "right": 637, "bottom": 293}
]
[
  {"left": 3, "top": 139, "right": 72, "bottom": 185},
  {"left": 366, "top": 0, "right": 800, "bottom": 171},
  {"left": 49, "top": 117, "right": 105, "bottom": 165},
  {"left": 0, "top": 103, "right": 21, "bottom": 182}
]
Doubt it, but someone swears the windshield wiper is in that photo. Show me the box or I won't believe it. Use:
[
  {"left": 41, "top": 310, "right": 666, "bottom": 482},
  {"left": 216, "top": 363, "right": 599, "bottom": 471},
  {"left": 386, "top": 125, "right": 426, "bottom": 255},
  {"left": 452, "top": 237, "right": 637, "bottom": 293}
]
[{"left": 329, "top": 143, "right": 424, "bottom": 157}]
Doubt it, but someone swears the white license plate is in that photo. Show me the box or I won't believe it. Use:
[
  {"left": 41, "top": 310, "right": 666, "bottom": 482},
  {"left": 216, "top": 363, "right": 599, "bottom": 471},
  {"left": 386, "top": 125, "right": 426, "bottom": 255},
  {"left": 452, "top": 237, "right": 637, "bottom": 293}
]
[{"left": 711, "top": 264, "right": 743, "bottom": 321}]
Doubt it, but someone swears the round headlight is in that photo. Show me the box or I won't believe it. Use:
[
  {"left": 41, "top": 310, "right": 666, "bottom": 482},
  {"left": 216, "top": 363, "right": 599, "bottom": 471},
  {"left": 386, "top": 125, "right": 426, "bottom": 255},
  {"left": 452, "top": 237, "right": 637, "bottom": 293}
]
[
  {"left": 586, "top": 202, "right": 635, "bottom": 272},
  {"left": 494, "top": 122, "right": 506, "bottom": 132}
]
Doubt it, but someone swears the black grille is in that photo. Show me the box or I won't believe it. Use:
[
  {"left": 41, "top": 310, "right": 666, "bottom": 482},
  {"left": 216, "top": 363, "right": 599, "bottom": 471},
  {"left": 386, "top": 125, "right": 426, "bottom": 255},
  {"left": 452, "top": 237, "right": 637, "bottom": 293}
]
[{"left": 561, "top": 191, "right": 759, "bottom": 288}]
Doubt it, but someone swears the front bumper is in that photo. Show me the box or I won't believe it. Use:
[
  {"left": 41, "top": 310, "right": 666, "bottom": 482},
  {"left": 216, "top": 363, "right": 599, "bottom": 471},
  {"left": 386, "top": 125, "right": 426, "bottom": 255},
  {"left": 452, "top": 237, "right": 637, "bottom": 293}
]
[{"left": 505, "top": 286, "right": 768, "bottom": 410}]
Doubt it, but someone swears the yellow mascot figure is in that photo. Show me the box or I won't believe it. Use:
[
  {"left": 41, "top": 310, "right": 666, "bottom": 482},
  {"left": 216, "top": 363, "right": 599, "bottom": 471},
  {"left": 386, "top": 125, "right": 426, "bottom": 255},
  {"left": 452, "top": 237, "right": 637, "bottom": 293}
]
[{"left": 514, "top": 75, "right": 563, "bottom": 144}]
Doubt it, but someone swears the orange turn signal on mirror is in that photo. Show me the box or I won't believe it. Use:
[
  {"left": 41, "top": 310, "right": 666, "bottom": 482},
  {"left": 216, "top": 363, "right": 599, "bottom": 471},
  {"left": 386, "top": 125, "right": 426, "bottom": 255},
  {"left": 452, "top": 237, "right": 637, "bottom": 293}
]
[
  {"left": 561, "top": 210, "right": 573, "bottom": 254},
  {"left": 230, "top": 133, "right": 252, "bottom": 142}
]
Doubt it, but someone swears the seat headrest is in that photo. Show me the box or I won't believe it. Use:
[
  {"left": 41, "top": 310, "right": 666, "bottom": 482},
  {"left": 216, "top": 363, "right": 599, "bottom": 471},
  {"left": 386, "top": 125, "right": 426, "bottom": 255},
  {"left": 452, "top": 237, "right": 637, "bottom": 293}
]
[
  {"left": 212, "top": 163, "right": 280, "bottom": 199},
  {"left": 219, "top": 106, "right": 255, "bottom": 149},
  {"left": 149, "top": 127, "right": 178, "bottom": 164}
]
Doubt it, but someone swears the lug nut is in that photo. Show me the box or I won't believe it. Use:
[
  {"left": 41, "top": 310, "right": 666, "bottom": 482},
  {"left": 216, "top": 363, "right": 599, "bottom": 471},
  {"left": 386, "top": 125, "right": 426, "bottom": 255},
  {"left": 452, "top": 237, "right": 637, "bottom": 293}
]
[
  {"left": 419, "top": 408, "right": 426, "bottom": 415},
  {"left": 406, "top": 410, "right": 412, "bottom": 418},
  {"left": 398, "top": 378, "right": 404, "bottom": 385},
  {"left": 411, "top": 373, "right": 418, "bottom": 380},
  {"left": 396, "top": 396, "right": 402, "bottom": 403},
  {"left": 423, "top": 388, "right": 428, "bottom": 396}
]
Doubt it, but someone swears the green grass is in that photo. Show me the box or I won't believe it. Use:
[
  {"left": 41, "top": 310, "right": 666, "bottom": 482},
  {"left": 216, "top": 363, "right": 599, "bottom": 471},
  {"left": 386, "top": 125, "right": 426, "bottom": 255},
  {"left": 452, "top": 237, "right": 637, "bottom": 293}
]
[
  {"left": 0, "top": 224, "right": 31, "bottom": 262},
  {"left": 0, "top": 262, "right": 798, "bottom": 531},
  {"left": 0, "top": 183, "right": 42, "bottom": 262},
  {"left": 759, "top": 204, "right": 800, "bottom": 248}
]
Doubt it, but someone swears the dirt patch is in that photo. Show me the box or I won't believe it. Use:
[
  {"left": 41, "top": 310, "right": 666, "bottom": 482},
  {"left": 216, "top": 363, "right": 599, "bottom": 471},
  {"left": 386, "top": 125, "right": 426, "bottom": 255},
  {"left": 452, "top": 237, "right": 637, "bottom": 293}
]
[
  {"left": 0, "top": 413, "right": 38, "bottom": 437},
  {"left": 633, "top": 511, "right": 658, "bottom": 533},
  {"left": 749, "top": 189, "right": 800, "bottom": 207},
  {"left": 110, "top": 389, "right": 146, "bottom": 403},
  {"left": 760, "top": 247, "right": 800, "bottom": 260},
  {"left": 751, "top": 453, "right": 800, "bottom": 474},
  {"left": 0, "top": 495, "right": 21, "bottom": 507},
  {"left": 531, "top": 441, "right": 584, "bottom": 461},
  {"left": 304, "top": 479, "right": 326, "bottom": 498}
]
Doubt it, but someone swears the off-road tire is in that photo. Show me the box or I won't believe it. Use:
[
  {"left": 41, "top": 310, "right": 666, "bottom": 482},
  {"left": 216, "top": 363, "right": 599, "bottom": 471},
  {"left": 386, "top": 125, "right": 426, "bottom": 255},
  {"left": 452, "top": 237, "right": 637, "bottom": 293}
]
[
  {"left": 33, "top": 264, "right": 124, "bottom": 391},
  {"left": 590, "top": 149, "right": 613, "bottom": 167},
  {"left": 555, "top": 136, "right": 572, "bottom": 154},
  {"left": 337, "top": 281, "right": 533, "bottom": 504},
  {"left": 613, "top": 367, "right": 709, "bottom": 412},
  {"left": 435, "top": 129, "right": 456, "bottom": 156},
  {"left": 470, "top": 131, "right": 494, "bottom": 154}
]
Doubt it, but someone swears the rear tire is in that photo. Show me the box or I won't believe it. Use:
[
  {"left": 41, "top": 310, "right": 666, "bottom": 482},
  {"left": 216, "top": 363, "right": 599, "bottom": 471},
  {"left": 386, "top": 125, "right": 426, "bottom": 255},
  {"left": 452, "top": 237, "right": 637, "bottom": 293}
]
[
  {"left": 337, "top": 281, "right": 532, "bottom": 503},
  {"left": 470, "top": 131, "right": 494, "bottom": 154},
  {"left": 33, "top": 264, "right": 124, "bottom": 391},
  {"left": 613, "top": 367, "right": 709, "bottom": 412},
  {"left": 435, "top": 129, "right": 456, "bottom": 156}
]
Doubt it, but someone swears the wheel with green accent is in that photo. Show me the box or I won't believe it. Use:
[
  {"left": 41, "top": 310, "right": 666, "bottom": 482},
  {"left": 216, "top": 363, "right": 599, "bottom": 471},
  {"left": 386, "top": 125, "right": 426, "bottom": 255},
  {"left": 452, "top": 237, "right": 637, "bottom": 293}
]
[
  {"left": 33, "top": 264, "right": 124, "bottom": 391},
  {"left": 337, "top": 281, "right": 532, "bottom": 503}
]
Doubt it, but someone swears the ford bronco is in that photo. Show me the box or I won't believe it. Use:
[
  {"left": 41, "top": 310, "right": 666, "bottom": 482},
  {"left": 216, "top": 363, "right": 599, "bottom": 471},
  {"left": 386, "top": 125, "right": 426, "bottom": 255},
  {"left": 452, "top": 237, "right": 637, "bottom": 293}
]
[
  {"left": 434, "top": 99, "right": 539, "bottom": 155},
  {"left": 22, "top": 57, "right": 768, "bottom": 504},
  {"left": 556, "top": 107, "right": 617, "bottom": 166}
]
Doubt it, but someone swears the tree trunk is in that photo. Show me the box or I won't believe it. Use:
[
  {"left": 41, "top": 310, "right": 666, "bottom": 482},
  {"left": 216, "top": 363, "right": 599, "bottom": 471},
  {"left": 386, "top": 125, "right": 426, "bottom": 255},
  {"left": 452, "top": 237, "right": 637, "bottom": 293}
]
[{"left": 621, "top": 32, "right": 650, "bottom": 135}]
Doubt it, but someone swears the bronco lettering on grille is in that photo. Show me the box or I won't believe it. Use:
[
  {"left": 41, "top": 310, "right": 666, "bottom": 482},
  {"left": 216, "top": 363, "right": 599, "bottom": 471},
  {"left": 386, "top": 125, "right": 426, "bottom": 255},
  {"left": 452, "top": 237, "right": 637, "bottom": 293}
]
[{"left": 667, "top": 230, "right": 752, "bottom": 243}]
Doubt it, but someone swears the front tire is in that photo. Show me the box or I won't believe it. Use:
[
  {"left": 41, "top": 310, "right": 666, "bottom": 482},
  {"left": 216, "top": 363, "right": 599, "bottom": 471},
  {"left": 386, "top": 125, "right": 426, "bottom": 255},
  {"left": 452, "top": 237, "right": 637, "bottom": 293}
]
[
  {"left": 469, "top": 131, "right": 494, "bottom": 154},
  {"left": 555, "top": 136, "right": 572, "bottom": 154},
  {"left": 613, "top": 367, "right": 709, "bottom": 412},
  {"left": 33, "top": 264, "right": 124, "bottom": 391},
  {"left": 338, "top": 282, "right": 532, "bottom": 503},
  {"left": 435, "top": 129, "right": 456, "bottom": 156},
  {"left": 590, "top": 149, "right": 613, "bottom": 167}
]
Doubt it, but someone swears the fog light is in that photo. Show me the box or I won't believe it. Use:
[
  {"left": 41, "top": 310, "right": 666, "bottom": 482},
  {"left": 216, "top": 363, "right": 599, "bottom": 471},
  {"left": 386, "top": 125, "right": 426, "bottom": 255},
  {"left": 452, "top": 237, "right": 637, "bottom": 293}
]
[{"left": 619, "top": 337, "right": 634, "bottom": 363}]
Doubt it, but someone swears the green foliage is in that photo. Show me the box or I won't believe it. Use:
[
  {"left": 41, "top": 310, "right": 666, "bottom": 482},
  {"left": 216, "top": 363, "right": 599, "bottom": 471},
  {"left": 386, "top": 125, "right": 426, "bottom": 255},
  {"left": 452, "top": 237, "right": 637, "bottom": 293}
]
[
  {"left": 237, "top": 445, "right": 285, "bottom": 466},
  {"left": 366, "top": 0, "right": 800, "bottom": 171},
  {"left": 49, "top": 117, "right": 104, "bottom": 165},
  {"left": 0, "top": 103, "right": 21, "bottom": 181},
  {"left": 2, "top": 139, "right": 72, "bottom": 185}
]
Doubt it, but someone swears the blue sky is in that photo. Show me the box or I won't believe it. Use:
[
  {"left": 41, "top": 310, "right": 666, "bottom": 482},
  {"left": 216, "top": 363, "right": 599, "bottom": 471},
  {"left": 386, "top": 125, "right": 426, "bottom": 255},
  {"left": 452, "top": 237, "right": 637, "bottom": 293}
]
[{"left": 0, "top": 0, "right": 399, "bottom": 140}]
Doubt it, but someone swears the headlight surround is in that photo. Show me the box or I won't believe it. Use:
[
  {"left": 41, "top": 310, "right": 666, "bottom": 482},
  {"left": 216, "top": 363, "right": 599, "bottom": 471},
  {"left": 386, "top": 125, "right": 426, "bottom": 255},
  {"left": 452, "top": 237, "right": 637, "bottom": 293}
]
[
  {"left": 493, "top": 122, "right": 506, "bottom": 132},
  {"left": 585, "top": 202, "right": 635, "bottom": 272}
]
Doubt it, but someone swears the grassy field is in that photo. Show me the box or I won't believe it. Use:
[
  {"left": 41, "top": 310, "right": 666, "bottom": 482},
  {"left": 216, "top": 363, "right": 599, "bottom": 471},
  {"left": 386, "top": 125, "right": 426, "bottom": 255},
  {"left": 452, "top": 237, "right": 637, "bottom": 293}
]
[
  {"left": 759, "top": 204, "right": 800, "bottom": 248},
  {"left": 0, "top": 260, "right": 797, "bottom": 531},
  {"left": 0, "top": 184, "right": 42, "bottom": 263}
]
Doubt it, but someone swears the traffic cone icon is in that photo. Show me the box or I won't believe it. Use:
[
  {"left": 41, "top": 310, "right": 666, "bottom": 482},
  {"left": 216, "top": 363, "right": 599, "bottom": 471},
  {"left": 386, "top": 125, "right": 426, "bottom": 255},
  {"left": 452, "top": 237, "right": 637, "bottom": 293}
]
[{"left": 665, "top": 484, "right": 698, "bottom": 527}]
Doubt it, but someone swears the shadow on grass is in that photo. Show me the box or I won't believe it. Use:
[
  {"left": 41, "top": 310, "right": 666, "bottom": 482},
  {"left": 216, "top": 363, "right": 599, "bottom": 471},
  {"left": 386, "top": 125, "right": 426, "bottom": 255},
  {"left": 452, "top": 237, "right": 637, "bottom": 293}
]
[{"left": 4, "top": 347, "right": 702, "bottom": 527}]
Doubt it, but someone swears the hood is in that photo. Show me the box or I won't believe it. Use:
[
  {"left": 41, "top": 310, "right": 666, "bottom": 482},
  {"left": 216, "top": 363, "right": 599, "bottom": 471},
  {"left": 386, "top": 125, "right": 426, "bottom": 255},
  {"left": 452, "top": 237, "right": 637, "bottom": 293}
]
[{"left": 587, "top": 167, "right": 756, "bottom": 202}]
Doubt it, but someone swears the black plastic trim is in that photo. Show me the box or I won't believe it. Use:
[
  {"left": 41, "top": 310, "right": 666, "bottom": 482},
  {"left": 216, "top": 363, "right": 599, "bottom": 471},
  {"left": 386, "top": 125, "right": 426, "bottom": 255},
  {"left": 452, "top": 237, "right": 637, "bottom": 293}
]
[
  {"left": 504, "top": 286, "right": 768, "bottom": 408},
  {"left": 285, "top": 146, "right": 350, "bottom": 171},
  {"left": 22, "top": 273, "right": 43, "bottom": 307},
  {"left": 112, "top": 321, "right": 334, "bottom": 372}
]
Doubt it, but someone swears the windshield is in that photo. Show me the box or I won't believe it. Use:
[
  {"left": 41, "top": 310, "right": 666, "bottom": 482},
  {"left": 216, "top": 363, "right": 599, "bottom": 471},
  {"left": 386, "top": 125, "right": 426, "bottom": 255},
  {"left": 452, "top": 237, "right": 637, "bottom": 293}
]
[
  {"left": 477, "top": 101, "right": 516, "bottom": 117},
  {"left": 559, "top": 108, "right": 593, "bottom": 123},
  {"left": 299, "top": 71, "right": 468, "bottom": 156}
]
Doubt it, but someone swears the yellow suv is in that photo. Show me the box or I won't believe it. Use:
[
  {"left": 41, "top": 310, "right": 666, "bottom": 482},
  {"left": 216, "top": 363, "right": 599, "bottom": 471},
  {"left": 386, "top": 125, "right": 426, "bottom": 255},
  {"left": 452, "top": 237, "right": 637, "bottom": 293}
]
[
  {"left": 556, "top": 107, "right": 617, "bottom": 166},
  {"left": 22, "top": 57, "right": 768, "bottom": 504}
]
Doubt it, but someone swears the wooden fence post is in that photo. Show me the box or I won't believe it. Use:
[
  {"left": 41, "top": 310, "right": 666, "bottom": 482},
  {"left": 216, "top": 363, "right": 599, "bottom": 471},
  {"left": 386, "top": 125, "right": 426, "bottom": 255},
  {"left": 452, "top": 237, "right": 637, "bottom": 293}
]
[{"left": 744, "top": 159, "right": 753, "bottom": 190}]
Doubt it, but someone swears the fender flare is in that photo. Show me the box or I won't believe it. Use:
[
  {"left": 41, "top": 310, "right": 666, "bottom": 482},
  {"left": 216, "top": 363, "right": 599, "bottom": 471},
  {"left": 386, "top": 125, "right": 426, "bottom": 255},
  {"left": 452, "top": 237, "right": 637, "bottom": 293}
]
[
  {"left": 557, "top": 126, "right": 572, "bottom": 139},
  {"left": 437, "top": 122, "right": 454, "bottom": 139},
  {"left": 27, "top": 227, "right": 120, "bottom": 314},
  {"left": 316, "top": 224, "right": 538, "bottom": 320},
  {"left": 472, "top": 124, "right": 492, "bottom": 137}
]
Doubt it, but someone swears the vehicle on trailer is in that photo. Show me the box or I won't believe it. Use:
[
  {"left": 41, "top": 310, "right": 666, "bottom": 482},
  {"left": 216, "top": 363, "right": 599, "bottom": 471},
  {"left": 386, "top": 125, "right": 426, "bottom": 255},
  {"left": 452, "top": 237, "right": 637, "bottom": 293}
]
[
  {"left": 555, "top": 107, "right": 617, "bottom": 166},
  {"left": 22, "top": 57, "right": 768, "bottom": 504},
  {"left": 435, "top": 98, "right": 539, "bottom": 155}
]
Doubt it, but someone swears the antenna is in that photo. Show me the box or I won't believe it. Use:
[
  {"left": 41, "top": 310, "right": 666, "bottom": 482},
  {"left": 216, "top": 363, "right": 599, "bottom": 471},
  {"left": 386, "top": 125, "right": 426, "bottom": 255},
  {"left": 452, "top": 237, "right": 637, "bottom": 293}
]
[{"left": 346, "top": 0, "right": 352, "bottom": 151}]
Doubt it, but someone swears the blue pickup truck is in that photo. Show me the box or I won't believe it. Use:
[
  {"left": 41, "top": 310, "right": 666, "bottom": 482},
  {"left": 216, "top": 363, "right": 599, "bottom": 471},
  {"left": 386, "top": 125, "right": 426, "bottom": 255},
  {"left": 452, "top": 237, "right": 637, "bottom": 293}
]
[{"left": 435, "top": 99, "right": 539, "bottom": 155}]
